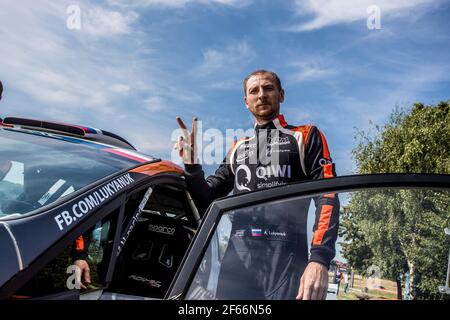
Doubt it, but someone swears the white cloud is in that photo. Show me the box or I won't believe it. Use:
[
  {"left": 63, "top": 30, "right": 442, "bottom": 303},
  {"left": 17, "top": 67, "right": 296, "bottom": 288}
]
[
  {"left": 144, "top": 96, "right": 168, "bottom": 111},
  {"left": 0, "top": 0, "right": 198, "bottom": 155},
  {"left": 289, "top": 62, "right": 336, "bottom": 83},
  {"left": 110, "top": 84, "right": 131, "bottom": 93},
  {"left": 82, "top": 6, "right": 138, "bottom": 37},
  {"left": 291, "top": 0, "right": 439, "bottom": 31},
  {"left": 197, "top": 41, "right": 255, "bottom": 76},
  {"left": 285, "top": 56, "right": 337, "bottom": 84},
  {"left": 108, "top": 0, "right": 250, "bottom": 8}
]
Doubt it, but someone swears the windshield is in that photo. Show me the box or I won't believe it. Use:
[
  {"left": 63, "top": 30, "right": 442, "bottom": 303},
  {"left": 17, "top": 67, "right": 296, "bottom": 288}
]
[{"left": 0, "top": 128, "right": 152, "bottom": 218}]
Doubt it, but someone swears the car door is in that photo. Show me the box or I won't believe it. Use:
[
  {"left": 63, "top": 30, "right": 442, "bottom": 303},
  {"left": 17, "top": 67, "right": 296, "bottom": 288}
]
[{"left": 168, "top": 174, "right": 450, "bottom": 300}]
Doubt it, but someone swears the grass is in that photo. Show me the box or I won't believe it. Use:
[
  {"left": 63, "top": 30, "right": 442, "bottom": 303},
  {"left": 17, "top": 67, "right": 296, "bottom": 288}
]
[{"left": 336, "top": 275, "right": 399, "bottom": 300}]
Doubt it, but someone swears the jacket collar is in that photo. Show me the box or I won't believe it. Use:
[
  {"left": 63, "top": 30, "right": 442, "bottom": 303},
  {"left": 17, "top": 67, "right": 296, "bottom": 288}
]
[{"left": 254, "top": 114, "right": 287, "bottom": 131}]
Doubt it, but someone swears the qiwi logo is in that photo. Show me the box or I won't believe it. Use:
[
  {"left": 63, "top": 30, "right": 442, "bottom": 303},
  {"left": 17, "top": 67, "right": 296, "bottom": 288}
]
[
  {"left": 256, "top": 165, "right": 291, "bottom": 181},
  {"left": 235, "top": 165, "right": 252, "bottom": 192}
]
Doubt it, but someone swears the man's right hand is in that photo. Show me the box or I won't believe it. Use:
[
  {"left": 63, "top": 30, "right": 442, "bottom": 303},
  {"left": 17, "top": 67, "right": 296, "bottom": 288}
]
[
  {"left": 174, "top": 116, "right": 199, "bottom": 164},
  {"left": 74, "top": 259, "right": 91, "bottom": 290}
]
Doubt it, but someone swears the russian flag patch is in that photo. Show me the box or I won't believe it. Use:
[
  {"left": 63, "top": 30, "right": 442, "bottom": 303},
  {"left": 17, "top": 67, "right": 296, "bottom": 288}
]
[{"left": 251, "top": 228, "right": 263, "bottom": 237}]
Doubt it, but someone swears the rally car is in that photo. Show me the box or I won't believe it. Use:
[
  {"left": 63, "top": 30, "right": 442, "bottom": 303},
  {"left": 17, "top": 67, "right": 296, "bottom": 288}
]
[{"left": 0, "top": 117, "right": 449, "bottom": 300}]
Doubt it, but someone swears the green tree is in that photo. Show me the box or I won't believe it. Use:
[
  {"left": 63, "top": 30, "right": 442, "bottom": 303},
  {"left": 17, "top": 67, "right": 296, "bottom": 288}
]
[{"left": 341, "top": 101, "right": 450, "bottom": 299}]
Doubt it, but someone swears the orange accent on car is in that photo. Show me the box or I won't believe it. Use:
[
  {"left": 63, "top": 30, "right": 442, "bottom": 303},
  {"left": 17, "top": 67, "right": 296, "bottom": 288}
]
[
  {"left": 313, "top": 204, "right": 334, "bottom": 245},
  {"left": 75, "top": 235, "right": 84, "bottom": 251},
  {"left": 324, "top": 163, "right": 334, "bottom": 178},
  {"left": 324, "top": 193, "right": 335, "bottom": 198},
  {"left": 130, "top": 160, "right": 184, "bottom": 176}
]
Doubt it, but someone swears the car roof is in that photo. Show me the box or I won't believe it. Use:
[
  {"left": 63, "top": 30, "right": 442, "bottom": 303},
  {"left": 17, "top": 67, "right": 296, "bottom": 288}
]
[{"left": 1, "top": 117, "right": 136, "bottom": 150}]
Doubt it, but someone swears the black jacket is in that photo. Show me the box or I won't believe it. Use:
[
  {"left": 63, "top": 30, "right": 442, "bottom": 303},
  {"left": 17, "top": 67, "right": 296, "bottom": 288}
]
[{"left": 184, "top": 114, "right": 339, "bottom": 268}]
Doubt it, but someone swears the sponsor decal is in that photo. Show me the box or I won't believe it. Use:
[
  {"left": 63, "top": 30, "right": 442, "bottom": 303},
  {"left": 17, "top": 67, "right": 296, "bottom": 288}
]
[
  {"left": 103, "top": 148, "right": 153, "bottom": 163},
  {"left": 251, "top": 228, "right": 263, "bottom": 237},
  {"left": 237, "top": 143, "right": 256, "bottom": 151},
  {"left": 117, "top": 187, "right": 153, "bottom": 255},
  {"left": 256, "top": 165, "right": 291, "bottom": 181},
  {"left": 319, "top": 158, "right": 332, "bottom": 166},
  {"left": 236, "top": 148, "right": 256, "bottom": 162},
  {"left": 234, "top": 229, "right": 246, "bottom": 237},
  {"left": 148, "top": 224, "right": 175, "bottom": 235},
  {"left": 128, "top": 275, "right": 162, "bottom": 288},
  {"left": 267, "top": 136, "right": 290, "bottom": 146},
  {"left": 264, "top": 230, "right": 287, "bottom": 237},
  {"left": 235, "top": 164, "right": 252, "bottom": 192},
  {"left": 257, "top": 180, "right": 287, "bottom": 189},
  {"left": 54, "top": 173, "right": 135, "bottom": 231},
  {"left": 235, "top": 164, "right": 292, "bottom": 191}
]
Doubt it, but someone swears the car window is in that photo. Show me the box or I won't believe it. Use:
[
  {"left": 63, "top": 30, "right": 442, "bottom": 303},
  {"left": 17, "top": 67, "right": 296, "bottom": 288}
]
[
  {"left": 109, "top": 184, "right": 196, "bottom": 299},
  {"left": 12, "top": 208, "right": 120, "bottom": 299},
  {"left": 186, "top": 187, "right": 450, "bottom": 300},
  {"left": 0, "top": 128, "right": 154, "bottom": 218}
]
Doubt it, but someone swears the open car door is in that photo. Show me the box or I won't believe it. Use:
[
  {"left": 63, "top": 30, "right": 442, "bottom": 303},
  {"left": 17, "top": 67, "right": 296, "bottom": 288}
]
[{"left": 169, "top": 174, "right": 450, "bottom": 300}]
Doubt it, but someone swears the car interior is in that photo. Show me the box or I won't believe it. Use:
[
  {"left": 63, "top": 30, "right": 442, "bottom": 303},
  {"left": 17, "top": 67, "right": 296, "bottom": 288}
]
[
  {"left": 9, "top": 181, "right": 198, "bottom": 300},
  {"left": 108, "top": 183, "right": 198, "bottom": 299}
]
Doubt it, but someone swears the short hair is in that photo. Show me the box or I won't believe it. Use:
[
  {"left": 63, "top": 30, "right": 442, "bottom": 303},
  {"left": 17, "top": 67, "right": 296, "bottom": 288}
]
[{"left": 243, "top": 70, "right": 282, "bottom": 95}]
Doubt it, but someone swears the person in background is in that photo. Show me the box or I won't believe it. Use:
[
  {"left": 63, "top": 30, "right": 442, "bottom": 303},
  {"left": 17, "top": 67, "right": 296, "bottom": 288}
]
[{"left": 344, "top": 272, "right": 349, "bottom": 294}]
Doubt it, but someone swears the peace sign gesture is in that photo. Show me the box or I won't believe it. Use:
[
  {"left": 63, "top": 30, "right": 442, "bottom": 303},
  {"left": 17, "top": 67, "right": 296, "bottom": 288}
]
[{"left": 174, "top": 116, "right": 199, "bottom": 164}]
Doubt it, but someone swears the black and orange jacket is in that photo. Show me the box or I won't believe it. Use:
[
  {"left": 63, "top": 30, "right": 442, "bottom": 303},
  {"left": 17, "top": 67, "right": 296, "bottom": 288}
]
[{"left": 185, "top": 114, "right": 339, "bottom": 268}]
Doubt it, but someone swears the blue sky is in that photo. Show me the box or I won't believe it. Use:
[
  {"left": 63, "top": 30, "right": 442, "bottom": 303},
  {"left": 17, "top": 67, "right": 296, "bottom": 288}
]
[{"left": 1, "top": 0, "right": 449, "bottom": 177}]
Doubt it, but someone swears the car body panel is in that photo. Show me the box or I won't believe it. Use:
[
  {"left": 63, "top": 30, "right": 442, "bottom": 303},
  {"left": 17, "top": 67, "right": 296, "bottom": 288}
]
[
  {"left": 0, "top": 124, "right": 185, "bottom": 292},
  {"left": 0, "top": 223, "right": 22, "bottom": 286},
  {"left": 130, "top": 161, "right": 184, "bottom": 176}
]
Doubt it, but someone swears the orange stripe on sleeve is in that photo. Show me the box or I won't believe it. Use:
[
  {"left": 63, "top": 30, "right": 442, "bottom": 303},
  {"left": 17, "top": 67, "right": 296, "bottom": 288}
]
[
  {"left": 75, "top": 235, "right": 84, "bottom": 251},
  {"left": 313, "top": 204, "right": 333, "bottom": 246},
  {"left": 318, "top": 131, "right": 331, "bottom": 160},
  {"left": 324, "top": 163, "right": 334, "bottom": 178}
]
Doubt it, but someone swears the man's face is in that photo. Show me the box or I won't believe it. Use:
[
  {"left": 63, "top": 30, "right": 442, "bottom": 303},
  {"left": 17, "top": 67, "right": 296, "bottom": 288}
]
[{"left": 244, "top": 73, "right": 284, "bottom": 122}]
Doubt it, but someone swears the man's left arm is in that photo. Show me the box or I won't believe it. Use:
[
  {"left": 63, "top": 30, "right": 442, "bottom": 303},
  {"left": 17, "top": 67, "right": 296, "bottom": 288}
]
[{"left": 297, "top": 126, "right": 340, "bottom": 300}]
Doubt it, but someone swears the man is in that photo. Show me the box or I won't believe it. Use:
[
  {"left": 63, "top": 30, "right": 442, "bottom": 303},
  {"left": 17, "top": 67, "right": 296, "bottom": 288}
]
[
  {"left": 344, "top": 272, "right": 349, "bottom": 294},
  {"left": 335, "top": 269, "right": 342, "bottom": 295},
  {"left": 175, "top": 69, "right": 339, "bottom": 300}
]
